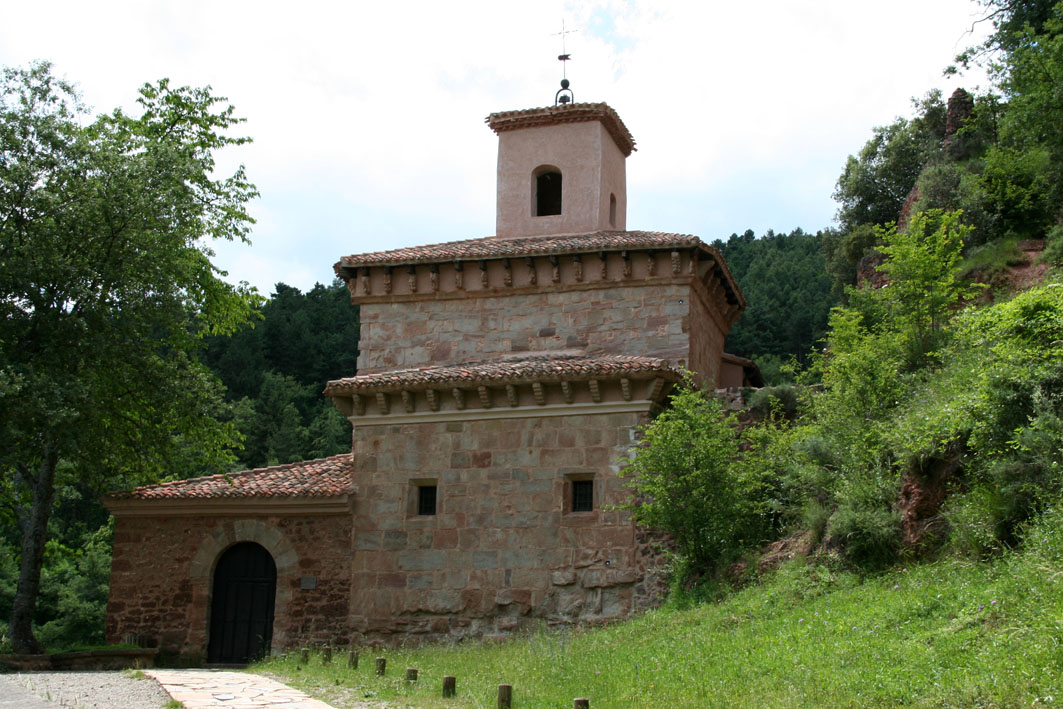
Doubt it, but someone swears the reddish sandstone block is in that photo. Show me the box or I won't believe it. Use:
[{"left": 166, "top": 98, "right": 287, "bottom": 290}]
[{"left": 433, "top": 528, "right": 458, "bottom": 549}]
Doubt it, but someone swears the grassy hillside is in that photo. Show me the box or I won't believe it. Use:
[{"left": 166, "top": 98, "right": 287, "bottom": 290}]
[{"left": 255, "top": 504, "right": 1063, "bottom": 707}]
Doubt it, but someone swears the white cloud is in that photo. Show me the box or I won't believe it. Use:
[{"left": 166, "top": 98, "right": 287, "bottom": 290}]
[{"left": 1, "top": 0, "right": 992, "bottom": 292}]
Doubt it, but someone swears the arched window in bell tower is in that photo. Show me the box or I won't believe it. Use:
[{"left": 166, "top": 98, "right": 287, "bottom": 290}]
[{"left": 533, "top": 165, "right": 562, "bottom": 217}]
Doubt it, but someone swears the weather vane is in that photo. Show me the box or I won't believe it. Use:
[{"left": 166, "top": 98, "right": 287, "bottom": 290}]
[{"left": 554, "top": 19, "right": 577, "bottom": 105}]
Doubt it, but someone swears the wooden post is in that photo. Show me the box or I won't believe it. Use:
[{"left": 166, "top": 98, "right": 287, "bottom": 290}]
[
  {"left": 406, "top": 668, "right": 418, "bottom": 681},
  {"left": 498, "top": 684, "right": 513, "bottom": 708},
  {"left": 299, "top": 648, "right": 309, "bottom": 664},
  {"left": 347, "top": 649, "right": 359, "bottom": 669},
  {"left": 375, "top": 657, "right": 387, "bottom": 676},
  {"left": 322, "top": 646, "right": 332, "bottom": 664},
  {"left": 574, "top": 699, "right": 590, "bottom": 709},
  {"left": 442, "top": 675, "right": 456, "bottom": 698}
]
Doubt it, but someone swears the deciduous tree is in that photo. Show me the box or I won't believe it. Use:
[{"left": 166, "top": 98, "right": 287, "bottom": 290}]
[{"left": 0, "top": 62, "right": 259, "bottom": 653}]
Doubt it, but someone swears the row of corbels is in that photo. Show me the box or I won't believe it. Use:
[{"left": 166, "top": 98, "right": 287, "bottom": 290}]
[
  {"left": 349, "top": 375, "right": 653, "bottom": 416},
  {"left": 355, "top": 249, "right": 689, "bottom": 296}
]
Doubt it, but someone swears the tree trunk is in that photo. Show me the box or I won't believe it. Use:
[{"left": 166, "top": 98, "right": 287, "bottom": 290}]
[{"left": 9, "top": 431, "right": 59, "bottom": 655}]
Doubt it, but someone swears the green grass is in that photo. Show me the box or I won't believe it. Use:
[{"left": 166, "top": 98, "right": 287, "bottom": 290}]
[
  {"left": 253, "top": 515, "right": 1063, "bottom": 708},
  {"left": 959, "top": 237, "right": 1027, "bottom": 283}
]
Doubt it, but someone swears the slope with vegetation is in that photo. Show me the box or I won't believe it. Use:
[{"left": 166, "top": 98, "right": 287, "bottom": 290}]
[{"left": 827, "top": 0, "right": 1063, "bottom": 298}]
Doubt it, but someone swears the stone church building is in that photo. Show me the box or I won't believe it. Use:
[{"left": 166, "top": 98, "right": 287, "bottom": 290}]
[{"left": 104, "top": 100, "right": 748, "bottom": 663}]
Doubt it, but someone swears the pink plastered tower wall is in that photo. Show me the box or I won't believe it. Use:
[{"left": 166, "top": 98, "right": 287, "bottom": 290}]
[{"left": 495, "top": 120, "right": 627, "bottom": 238}]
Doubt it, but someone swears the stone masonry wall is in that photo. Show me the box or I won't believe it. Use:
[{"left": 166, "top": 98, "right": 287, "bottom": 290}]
[
  {"left": 348, "top": 410, "right": 665, "bottom": 643},
  {"left": 687, "top": 284, "right": 728, "bottom": 387},
  {"left": 357, "top": 283, "right": 696, "bottom": 374},
  {"left": 107, "top": 513, "right": 352, "bottom": 660}
]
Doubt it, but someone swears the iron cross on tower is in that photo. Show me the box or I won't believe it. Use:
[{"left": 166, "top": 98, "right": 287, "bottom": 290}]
[{"left": 554, "top": 19, "right": 577, "bottom": 105}]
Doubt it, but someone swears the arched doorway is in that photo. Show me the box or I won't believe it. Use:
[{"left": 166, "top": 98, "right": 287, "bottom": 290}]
[{"left": 207, "top": 542, "right": 276, "bottom": 663}]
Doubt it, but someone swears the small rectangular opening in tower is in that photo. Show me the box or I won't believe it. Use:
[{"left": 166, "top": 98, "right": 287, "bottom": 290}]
[{"left": 535, "top": 170, "right": 562, "bottom": 216}]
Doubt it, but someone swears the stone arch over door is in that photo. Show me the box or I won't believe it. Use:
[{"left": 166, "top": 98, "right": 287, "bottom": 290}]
[{"left": 188, "top": 520, "right": 299, "bottom": 655}]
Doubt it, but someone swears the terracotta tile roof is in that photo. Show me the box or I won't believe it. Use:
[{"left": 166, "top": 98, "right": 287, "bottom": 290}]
[
  {"left": 336, "top": 230, "right": 706, "bottom": 269},
  {"left": 107, "top": 454, "right": 354, "bottom": 500},
  {"left": 335, "top": 230, "right": 744, "bottom": 308},
  {"left": 486, "top": 103, "right": 636, "bottom": 157},
  {"left": 325, "top": 354, "right": 682, "bottom": 395}
]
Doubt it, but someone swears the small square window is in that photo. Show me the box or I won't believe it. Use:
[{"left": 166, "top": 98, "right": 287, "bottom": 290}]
[
  {"left": 418, "top": 485, "right": 437, "bottom": 516},
  {"left": 571, "top": 479, "right": 593, "bottom": 512}
]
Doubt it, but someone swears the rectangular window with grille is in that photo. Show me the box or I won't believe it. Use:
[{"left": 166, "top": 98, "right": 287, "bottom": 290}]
[
  {"left": 418, "top": 485, "right": 437, "bottom": 516},
  {"left": 571, "top": 479, "right": 593, "bottom": 512}
]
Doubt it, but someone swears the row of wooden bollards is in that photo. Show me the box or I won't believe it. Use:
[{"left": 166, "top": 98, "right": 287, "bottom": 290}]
[{"left": 297, "top": 647, "right": 591, "bottom": 707}]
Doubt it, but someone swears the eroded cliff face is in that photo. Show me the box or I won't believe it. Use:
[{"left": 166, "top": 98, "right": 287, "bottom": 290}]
[
  {"left": 855, "top": 250, "right": 888, "bottom": 290},
  {"left": 893, "top": 88, "right": 974, "bottom": 234},
  {"left": 898, "top": 443, "right": 966, "bottom": 552}
]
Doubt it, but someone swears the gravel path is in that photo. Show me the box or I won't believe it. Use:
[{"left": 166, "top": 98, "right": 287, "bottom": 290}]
[{"left": 3, "top": 671, "right": 172, "bottom": 708}]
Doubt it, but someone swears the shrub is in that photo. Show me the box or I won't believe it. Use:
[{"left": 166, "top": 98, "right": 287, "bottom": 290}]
[
  {"left": 959, "top": 237, "right": 1026, "bottom": 282},
  {"left": 0, "top": 540, "right": 16, "bottom": 628},
  {"left": 945, "top": 484, "right": 1010, "bottom": 558},
  {"left": 828, "top": 496, "right": 902, "bottom": 570},
  {"left": 750, "top": 353, "right": 795, "bottom": 386},
  {"left": 1022, "top": 499, "right": 1063, "bottom": 564},
  {"left": 801, "top": 499, "right": 832, "bottom": 546},
  {"left": 33, "top": 524, "right": 112, "bottom": 651},
  {"left": 747, "top": 385, "right": 800, "bottom": 421},
  {"left": 621, "top": 380, "right": 769, "bottom": 571},
  {"left": 1041, "top": 223, "right": 1063, "bottom": 266}
]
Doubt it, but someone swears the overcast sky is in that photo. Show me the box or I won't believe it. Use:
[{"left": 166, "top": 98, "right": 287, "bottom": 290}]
[{"left": 2, "top": 1, "right": 992, "bottom": 295}]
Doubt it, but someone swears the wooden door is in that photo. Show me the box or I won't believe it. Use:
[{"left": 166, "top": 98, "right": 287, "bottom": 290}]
[{"left": 207, "top": 542, "right": 276, "bottom": 663}]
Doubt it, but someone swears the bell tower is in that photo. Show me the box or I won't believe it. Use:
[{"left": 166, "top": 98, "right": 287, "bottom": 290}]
[{"left": 486, "top": 101, "right": 636, "bottom": 239}]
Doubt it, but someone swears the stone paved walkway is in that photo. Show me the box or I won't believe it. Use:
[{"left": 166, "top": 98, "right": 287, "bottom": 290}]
[{"left": 147, "top": 669, "right": 335, "bottom": 708}]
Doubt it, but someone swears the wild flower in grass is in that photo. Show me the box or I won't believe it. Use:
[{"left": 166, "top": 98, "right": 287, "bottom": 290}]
[
  {"left": 979, "top": 605, "right": 985, "bottom": 611},
  {"left": 991, "top": 600, "right": 998, "bottom": 605},
  {"left": 893, "top": 585, "right": 899, "bottom": 590},
  {"left": 798, "top": 618, "right": 805, "bottom": 623}
]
